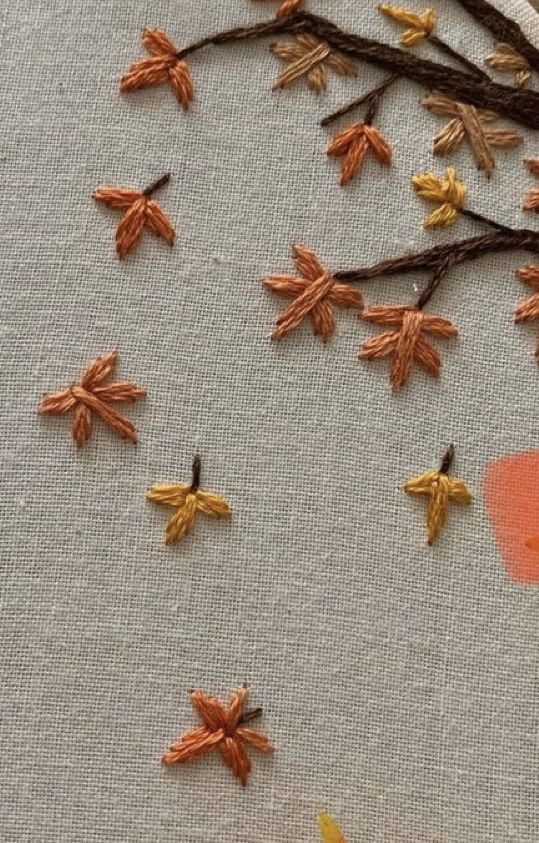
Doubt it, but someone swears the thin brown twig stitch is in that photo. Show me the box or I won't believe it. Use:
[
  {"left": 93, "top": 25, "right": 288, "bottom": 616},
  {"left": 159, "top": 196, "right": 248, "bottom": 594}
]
[
  {"left": 38, "top": 351, "right": 146, "bottom": 447},
  {"left": 378, "top": 4, "right": 488, "bottom": 80},
  {"left": 161, "top": 686, "right": 274, "bottom": 786},
  {"left": 455, "top": 0, "right": 539, "bottom": 76},
  {"left": 320, "top": 73, "right": 399, "bottom": 127},
  {"left": 93, "top": 174, "right": 174, "bottom": 259},
  {"left": 172, "top": 11, "right": 539, "bottom": 128},
  {"left": 263, "top": 244, "right": 363, "bottom": 341}
]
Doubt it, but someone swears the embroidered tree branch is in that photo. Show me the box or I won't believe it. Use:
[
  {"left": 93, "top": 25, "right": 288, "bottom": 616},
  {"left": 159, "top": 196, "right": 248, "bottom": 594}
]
[
  {"left": 146, "top": 10, "right": 539, "bottom": 128},
  {"left": 455, "top": 0, "right": 539, "bottom": 76}
]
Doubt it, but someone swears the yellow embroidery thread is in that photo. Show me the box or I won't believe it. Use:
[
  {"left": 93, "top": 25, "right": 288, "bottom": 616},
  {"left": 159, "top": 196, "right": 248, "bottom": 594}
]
[
  {"left": 405, "top": 445, "right": 472, "bottom": 544},
  {"left": 378, "top": 4, "right": 436, "bottom": 46},
  {"left": 411, "top": 166, "right": 467, "bottom": 228},
  {"left": 317, "top": 813, "right": 348, "bottom": 843},
  {"left": 148, "top": 455, "right": 231, "bottom": 545}
]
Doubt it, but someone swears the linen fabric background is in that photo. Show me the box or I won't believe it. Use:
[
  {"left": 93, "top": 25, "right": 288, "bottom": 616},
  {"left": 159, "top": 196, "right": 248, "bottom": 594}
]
[{"left": 1, "top": 1, "right": 538, "bottom": 841}]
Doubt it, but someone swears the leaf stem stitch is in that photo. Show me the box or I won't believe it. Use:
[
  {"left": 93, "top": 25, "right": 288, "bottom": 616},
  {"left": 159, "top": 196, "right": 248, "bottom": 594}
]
[{"left": 320, "top": 73, "right": 399, "bottom": 127}]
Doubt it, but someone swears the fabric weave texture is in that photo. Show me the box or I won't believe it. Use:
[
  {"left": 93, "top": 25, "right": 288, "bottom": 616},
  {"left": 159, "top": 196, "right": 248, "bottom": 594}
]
[{"left": 0, "top": 1, "right": 538, "bottom": 841}]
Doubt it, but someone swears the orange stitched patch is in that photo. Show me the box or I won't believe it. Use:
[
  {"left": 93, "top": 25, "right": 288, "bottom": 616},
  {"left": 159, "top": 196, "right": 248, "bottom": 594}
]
[
  {"left": 483, "top": 449, "right": 539, "bottom": 584},
  {"left": 359, "top": 305, "right": 457, "bottom": 390},
  {"left": 38, "top": 350, "right": 145, "bottom": 447},
  {"left": 327, "top": 122, "right": 392, "bottom": 185},
  {"left": 255, "top": 0, "right": 304, "bottom": 17},
  {"left": 93, "top": 174, "right": 174, "bottom": 259},
  {"left": 161, "top": 686, "right": 274, "bottom": 786},
  {"left": 120, "top": 28, "right": 194, "bottom": 110},
  {"left": 263, "top": 244, "right": 363, "bottom": 341}
]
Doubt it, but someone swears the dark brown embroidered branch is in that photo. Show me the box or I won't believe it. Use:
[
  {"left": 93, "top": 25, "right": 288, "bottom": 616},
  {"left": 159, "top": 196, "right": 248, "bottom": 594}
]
[
  {"left": 334, "top": 225, "right": 539, "bottom": 283},
  {"left": 428, "top": 34, "right": 489, "bottom": 81},
  {"left": 320, "top": 73, "right": 399, "bottom": 127},
  {"left": 455, "top": 0, "right": 539, "bottom": 76},
  {"left": 175, "top": 11, "right": 539, "bottom": 128}
]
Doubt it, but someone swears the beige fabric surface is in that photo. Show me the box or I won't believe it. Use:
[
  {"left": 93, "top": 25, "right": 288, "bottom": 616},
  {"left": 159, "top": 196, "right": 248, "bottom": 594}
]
[{"left": 1, "top": 1, "right": 538, "bottom": 841}]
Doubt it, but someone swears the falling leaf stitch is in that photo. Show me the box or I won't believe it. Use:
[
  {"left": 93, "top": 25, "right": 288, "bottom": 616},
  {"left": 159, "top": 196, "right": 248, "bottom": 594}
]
[
  {"left": 161, "top": 685, "right": 274, "bottom": 786},
  {"left": 523, "top": 158, "right": 539, "bottom": 213},
  {"left": 405, "top": 445, "right": 471, "bottom": 544},
  {"left": 263, "top": 244, "right": 363, "bottom": 341},
  {"left": 93, "top": 174, "right": 175, "bottom": 259},
  {"left": 38, "top": 350, "right": 145, "bottom": 447},
  {"left": 148, "top": 455, "right": 231, "bottom": 545}
]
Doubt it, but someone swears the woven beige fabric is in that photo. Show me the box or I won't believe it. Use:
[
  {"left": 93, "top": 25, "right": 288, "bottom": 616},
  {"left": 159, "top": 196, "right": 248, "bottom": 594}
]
[{"left": 0, "top": 1, "right": 538, "bottom": 841}]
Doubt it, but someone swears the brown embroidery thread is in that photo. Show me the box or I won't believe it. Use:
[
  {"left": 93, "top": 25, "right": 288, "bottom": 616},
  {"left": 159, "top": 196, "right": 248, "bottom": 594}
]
[
  {"left": 422, "top": 92, "right": 522, "bottom": 178},
  {"left": 523, "top": 159, "right": 539, "bottom": 213},
  {"left": 93, "top": 174, "right": 174, "bottom": 259},
  {"left": 120, "top": 29, "right": 194, "bottom": 109},
  {"left": 263, "top": 244, "right": 363, "bottom": 341},
  {"left": 515, "top": 265, "right": 539, "bottom": 362},
  {"left": 455, "top": 0, "right": 539, "bottom": 76},
  {"left": 161, "top": 686, "right": 274, "bottom": 786},
  {"left": 38, "top": 350, "right": 145, "bottom": 447},
  {"left": 171, "top": 11, "right": 539, "bottom": 128},
  {"left": 148, "top": 455, "right": 231, "bottom": 545}
]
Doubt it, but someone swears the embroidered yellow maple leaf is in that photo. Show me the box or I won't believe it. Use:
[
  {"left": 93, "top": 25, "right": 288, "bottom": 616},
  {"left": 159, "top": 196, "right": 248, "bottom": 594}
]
[{"left": 379, "top": 4, "right": 436, "bottom": 46}]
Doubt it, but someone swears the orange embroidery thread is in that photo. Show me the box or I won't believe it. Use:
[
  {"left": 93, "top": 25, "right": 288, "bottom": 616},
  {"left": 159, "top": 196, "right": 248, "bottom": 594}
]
[
  {"left": 120, "top": 29, "right": 194, "bottom": 110},
  {"left": 272, "top": 34, "right": 356, "bottom": 92},
  {"left": 359, "top": 305, "right": 457, "bottom": 390},
  {"left": 161, "top": 686, "right": 274, "bottom": 786},
  {"left": 38, "top": 350, "right": 146, "bottom": 447},
  {"left": 523, "top": 158, "right": 539, "bottom": 212},
  {"left": 254, "top": 0, "right": 303, "bottom": 16},
  {"left": 515, "top": 264, "right": 539, "bottom": 362},
  {"left": 327, "top": 122, "right": 392, "bottom": 185},
  {"left": 147, "top": 455, "right": 231, "bottom": 545},
  {"left": 263, "top": 244, "right": 363, "bottom": 341},
  {"left": 93, "top": 174, "right": 175, "bottom": 260}
]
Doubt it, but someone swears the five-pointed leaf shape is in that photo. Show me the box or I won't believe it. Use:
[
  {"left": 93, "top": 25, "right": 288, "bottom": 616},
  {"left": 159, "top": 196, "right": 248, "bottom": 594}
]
[
  {"left": 161, "top": 685, "right": 274, "bottom": 786},
  {"left": 38, "top": 350, "right": 146, "bottom": 447}
]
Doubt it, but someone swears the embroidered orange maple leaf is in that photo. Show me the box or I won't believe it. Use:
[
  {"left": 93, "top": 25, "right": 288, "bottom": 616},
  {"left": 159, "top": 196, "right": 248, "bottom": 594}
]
[
  {"left": 359, "top": 305, "right": 457, "bottom": 390},
  {"left": 38, "top": 350, "right": 145, "bottom": 447},
  {"left": 253, "top": 0, "right": 303, "bottom": 15},
  {"left": 523, "top": 159, "right": 539, "bottom": 212},
  {"left": 93, "top": 174, "right": 175, "bottom": 259},
  {"left": 263, "top": 244, "right": 363, "bottom": 341},
  {"left": 120, "top": 28, "right": 194, "bottom": 110},
  {"left": 327, "top": 122, "right": 392, "bottom": 185},
  {"left": 515, "top": 265, "right": 539, "bottom": 362},
  {"left": 161, "top": 686, "right": 274, "bottom": 786}
]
